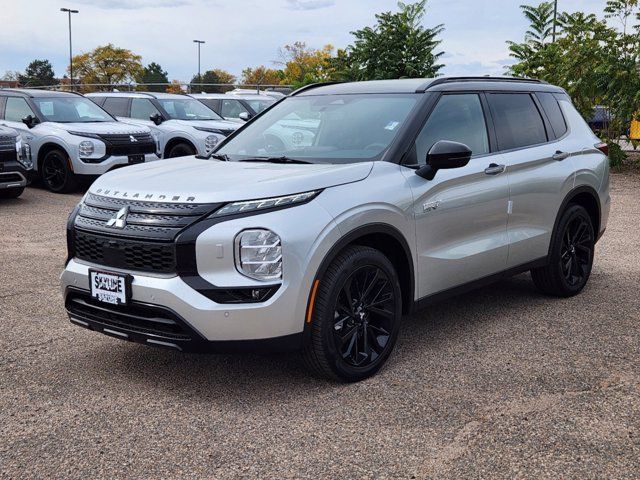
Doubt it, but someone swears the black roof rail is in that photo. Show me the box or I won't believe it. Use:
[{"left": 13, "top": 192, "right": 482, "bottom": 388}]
[
  {"left": 290, "top": 81, "right": 345, "bottom": 96},
  {"left": 416, "top": 76, "right": 546, "bottom": 93}
]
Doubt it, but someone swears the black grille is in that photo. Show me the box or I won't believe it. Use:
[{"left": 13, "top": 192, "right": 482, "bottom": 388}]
[
  {"left": 0, "top": 173, "right": 24, "bottom": 183},
  {"left": 72, "top": 193, "right": 222, "bottom": 273},
  {"left": 0, "top": 136, "right": 17, "bottom": 163},
  {"left": 66, "top": 293, "right": 193, "bottom": 342},
  {"left": 97, "top": 132, "right": 156, "bottom": 156},
  {"left": 74, "top": 230, "right": 176, "bottom": 273}
]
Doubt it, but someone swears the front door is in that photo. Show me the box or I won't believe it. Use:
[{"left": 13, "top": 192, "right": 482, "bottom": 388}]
[{"left": 404, "top": 93, "right": 510, "bottom": 298}]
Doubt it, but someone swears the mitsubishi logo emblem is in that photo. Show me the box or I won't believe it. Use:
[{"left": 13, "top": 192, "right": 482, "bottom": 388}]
[
  {"left": 129, "top": 135, "right": 137, "bottom": 143},
  {"left": 106, "top": 206, "right": 129, "bottom": 229}
]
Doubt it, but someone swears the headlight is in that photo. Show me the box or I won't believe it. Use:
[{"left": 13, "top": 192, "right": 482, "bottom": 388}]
[
  {"left": 78, "top": 140, "right": 95, "bottom": 157},
  {"left": 235, "top": 229, "right": 282, "bottom": 281},
  {"left": 212, "top": 190, "right": 320, "bottom": 217},
  {"left": 205, "top": 135, "right": 219, "bottom": 151},
  {"left": 16, "top": 138, "right": 33, "bottom": 170}
]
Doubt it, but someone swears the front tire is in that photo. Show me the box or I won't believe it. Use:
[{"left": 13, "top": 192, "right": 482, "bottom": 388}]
[
  {"left": 167, "top": 143, "right": 196, "bottom": 158},
  {"left": 303, "top": 245, "right": 402, "bottom": 382},
  {"left": 41, "top": 149, "right": 78, "bottom": 193},
  {"left": 531, "top": 205, "right": 595, "bottom": 297},
  {"left": 0, "top": 187, "right": 25, "bottom": 199}
]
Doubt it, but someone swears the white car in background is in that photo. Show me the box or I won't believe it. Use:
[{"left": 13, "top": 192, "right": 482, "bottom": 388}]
[
  {"left": 0, "top": 89, "right": 159, "bottom": 193},
  {"left": 87, "top": 92, "right": 239, "bottom": 158},
  {"left": 190, "top": 93, "right": 315, "bottom": 150}
]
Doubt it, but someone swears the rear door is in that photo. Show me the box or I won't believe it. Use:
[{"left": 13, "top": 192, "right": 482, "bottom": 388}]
[
  {"left": 485, "top": 92, "right": 576, "bottom": 267},
  {"left": 405, "top": 93, "right": 510, "bottom": 297}
]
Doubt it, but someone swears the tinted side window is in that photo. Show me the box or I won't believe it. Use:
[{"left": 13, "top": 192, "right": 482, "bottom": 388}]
[
  {"left": 5, "top": 97, "right": 35, "bottom": 122},
  {"left": 131, "top": 98, "right": 160, "bottom": 120},
  {"left": 221, "top": 99, "right": 250, "bottom": 118},
  {"left": 102, "top": 97, "right": 129, "bottom": 117},
  {"left": 536, "top": 92, "right": 567, "bottom": 138},
  {"left": 414, "top": 94, "right": 489, "bottom": 164},
  {"left": 489, "top": 93, "right": 547, "bottom": 150}
]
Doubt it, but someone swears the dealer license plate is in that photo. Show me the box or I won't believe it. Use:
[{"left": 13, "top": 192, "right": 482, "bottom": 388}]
[{"left": 89, "top": 270, "right": 131, "bottom": 305}]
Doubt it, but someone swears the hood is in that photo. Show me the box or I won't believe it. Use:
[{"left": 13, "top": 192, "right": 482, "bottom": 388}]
[
  {"left": 170, "top": 119, "right": 240, "bottom": 131},
  {"left": 90, "top": 157, "right": 373, "bottom": 203},
  {"left": 49, "top": 121, "right": 149, "bottom": 135}
]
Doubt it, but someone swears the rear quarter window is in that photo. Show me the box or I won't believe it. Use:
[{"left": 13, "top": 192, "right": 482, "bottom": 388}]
[
  {"left": 488, "top": 93, "right": 548, "bottom": 151},
  {"left": 536, "top": 92, "right": 567, "bottom": 138},
  {"left": 102, "top": 97, "right": 130, "bottom": 117}
]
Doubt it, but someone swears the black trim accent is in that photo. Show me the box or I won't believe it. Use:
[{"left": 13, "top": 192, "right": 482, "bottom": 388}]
[
  {"left": 421, "top": 76, "right": 545, "bottom": 92},
  {"left": 550, "top": 186, "right": 602, "bottom": 250},
  {"left": 306, "top": 223, "right": 416, "bottom": 336},
  {"left": 412, "top": 257, "right": 549, "bottom": 312},
  {"left": 65, "top": 288, "right": 302, "bottom": 353}
]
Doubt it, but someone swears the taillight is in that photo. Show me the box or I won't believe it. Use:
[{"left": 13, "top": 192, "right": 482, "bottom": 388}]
[{"left": 595, "top": 142, "right": 609, "bottom": 156}]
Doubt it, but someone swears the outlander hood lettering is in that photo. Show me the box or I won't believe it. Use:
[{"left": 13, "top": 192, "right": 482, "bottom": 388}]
[{"left": 106, "top": 206, "right": 129, "bottom": 229}]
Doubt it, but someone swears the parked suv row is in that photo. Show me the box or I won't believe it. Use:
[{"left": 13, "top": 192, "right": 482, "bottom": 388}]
[
  {"left": 0, "top": 89, "right": 160, "bottom": 193},
  {"left": 88, "top": 92, "right": 240, "bottom": 158},
  {"left": 0, "top": 125, "right": 33, "bottom": 199},
  {"left": 61, "top": 77, "right": 610, "bottom": 382}
]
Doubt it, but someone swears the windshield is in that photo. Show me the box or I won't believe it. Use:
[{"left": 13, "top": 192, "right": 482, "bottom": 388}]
[
  {"left": 33, "top": 97, "right": 114, "bottom": 123},
  {"left": 157, "top": 98, "right": 221, "bottom": 121},
  {"left": 245, "top": 98, "right": 275, "bottom": 113},
  {"left": 217, "top": 94, "right": 419, "bottom": 164}
]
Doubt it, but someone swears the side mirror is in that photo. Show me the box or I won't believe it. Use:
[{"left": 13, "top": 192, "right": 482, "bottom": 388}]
[
  {"left": 150, "top": 113, "right": 164, "bottom": 125},
  {"left": 416, "top": 140, "right": 472, "bottom": 180},
  {"left": 238, "top": 111, "right": 251, "bottom": 122},
  {"left": 22, "top": 115, "right": 37, "bottom": 129}
]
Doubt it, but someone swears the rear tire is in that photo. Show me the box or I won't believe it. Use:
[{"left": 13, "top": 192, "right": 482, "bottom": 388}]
[
  {"left": 531, "top": 205, "right": 595, "bottom": 297},
  {"left": 167, "top": 143, "right": 196, "bottom": 158},
  {"left": 41, "top": 149, "right": 78, "bottom": 193},
  {"left": 303, "top": 245, "right": 402, "bottom": 382},
  {"left": 0, "top": 187, "right": 25, "bottom": 199}
]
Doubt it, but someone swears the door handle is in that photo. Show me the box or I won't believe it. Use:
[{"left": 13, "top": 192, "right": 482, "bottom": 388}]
[
  {"left": 484, "top": 163, "right": 506, "bottom": 175},
  {"left": 552, "top": 150, "right": 570, "bottom": 161}
]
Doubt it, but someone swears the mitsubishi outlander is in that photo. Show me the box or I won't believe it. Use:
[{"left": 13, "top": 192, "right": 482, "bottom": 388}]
[{"left": 61, "top": 78, "right": 610, "bottom": 382}]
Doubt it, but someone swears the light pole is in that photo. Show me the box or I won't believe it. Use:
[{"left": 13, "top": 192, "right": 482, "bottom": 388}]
[
  {"left": 60, "top": 8, "right": 79, "bottom": 90},
  {"left": 193, "top": 40, "right": 205, "bottom": 86},
  {"left": 552, "top": 0, "right": 558, "bottom": 42}
]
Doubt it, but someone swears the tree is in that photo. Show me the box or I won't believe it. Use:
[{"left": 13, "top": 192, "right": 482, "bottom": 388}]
[
  {"left": 1, "top": 71, "right": 21, "bottom": 82},
  {"left": 345, "top": 0, "right": 444, "bottom": 80},
  {"left": 18, "top": 60, "right": 57, "bottom": 87},
  {"left": 241, "top": 66, "right": 283, "bottom": 86},
  {"left": 278, "top": 42, "right": 334, "bottom": 88},
  {"left": 166, "top": 80, "right": 183, "bottom": 94},
  {"left": 137, "top": 62, "right": 168, "bottom": 92},
  {"left": 190, "top": 69, "right": 237, "bottom": 93},
  {"left": 71, "top": 44, "right": 143, "bottom": 90}
]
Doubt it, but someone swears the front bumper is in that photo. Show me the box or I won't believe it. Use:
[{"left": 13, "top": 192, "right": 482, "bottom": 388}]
[
  {"left": 61, "top": 258, "right": 305, "bottom": 352},
  {"left": 0, "top": 161, "right": 33, "bottom": 189},
  {"left": 71, "top": 152, "right": 160, "bottom": 176}
]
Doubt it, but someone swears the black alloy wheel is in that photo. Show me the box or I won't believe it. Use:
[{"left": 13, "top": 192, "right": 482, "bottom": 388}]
[
  {"left": 531, "top": 204, "right": 595, "bottom": 297},
  {"left": 333, "top": 265, "right": 396, "bottom": 367},
  {"left": 42, "top": 149, "right": 77, "bottom": 193},
  {"left": 303, "top": 245, "right": 402, "bottom": 382}
]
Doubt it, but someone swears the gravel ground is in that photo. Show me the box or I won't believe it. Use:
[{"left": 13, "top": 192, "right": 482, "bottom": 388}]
[{"left": 0, "top": 175, "right": 638, "bottom": 479}]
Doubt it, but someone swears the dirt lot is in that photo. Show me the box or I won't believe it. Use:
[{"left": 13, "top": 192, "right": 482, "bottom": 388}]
[{"left": 0, "top": 174, "right": 638, "bottom": 479}]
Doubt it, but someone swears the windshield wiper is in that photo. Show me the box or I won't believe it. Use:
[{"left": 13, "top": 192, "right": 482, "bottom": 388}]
[
  {"left": 195, "top": 152, "right": 229, "bottom": 161},
  {"left": 239, "top": 156, "right": 312, "bottom": 164}
]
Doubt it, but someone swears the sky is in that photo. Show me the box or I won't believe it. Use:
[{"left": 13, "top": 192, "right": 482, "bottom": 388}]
[{"left": 1, "top": 0, "right": 609, "bottom": 83}]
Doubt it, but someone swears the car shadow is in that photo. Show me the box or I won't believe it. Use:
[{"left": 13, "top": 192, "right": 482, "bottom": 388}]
[{"left": 78, "top": 273, "right": 546, "bottom": 401}]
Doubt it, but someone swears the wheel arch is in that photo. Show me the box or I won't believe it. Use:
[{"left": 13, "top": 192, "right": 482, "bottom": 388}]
[
  {"left": 163, "top": 137, "right": 197, "bottom": 158},
  {"left": 37, "top": 142, "right": 70, "bottom": 173},
  {"left": 550, "top": 185, "right": 601, "bottom": 253},
  {"left": 311, "top": 223, "right": 415, "bottom": 316}
]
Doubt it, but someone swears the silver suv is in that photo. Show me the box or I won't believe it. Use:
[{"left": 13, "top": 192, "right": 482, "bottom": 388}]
[
  {"left": 0, "top": 125, "right": 33, "bottom": 199},
  {"left": 88, "top": 92, "right": 239, "bottom": 158},
  {"left": 0, "top": 89, "right": 159, "bottom": 193},
  {"left": 61, "top": 77, "right": 610, "bottom": 382}
]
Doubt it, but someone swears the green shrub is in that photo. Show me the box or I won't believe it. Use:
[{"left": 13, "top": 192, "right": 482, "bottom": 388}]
[{"left": 607, "top": 141, "right": 627, "bottom": 168}]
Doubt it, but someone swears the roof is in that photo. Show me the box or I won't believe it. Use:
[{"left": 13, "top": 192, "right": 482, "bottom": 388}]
[
  {"left": 0, "top": 88, "right": 82, "bottom": 98},
  {"left": 86, "top": 92, "right": 188, "bottom": 100},
  {"left": 293, "top": 77, "right": 565, "bottom": 96}
]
